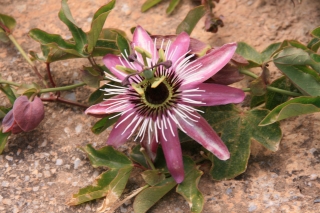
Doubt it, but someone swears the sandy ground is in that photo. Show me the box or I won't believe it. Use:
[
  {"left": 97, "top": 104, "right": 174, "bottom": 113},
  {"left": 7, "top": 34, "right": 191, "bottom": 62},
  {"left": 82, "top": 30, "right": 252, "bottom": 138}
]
[{"left": 1, "top": 0, "right": 320, "bottom": 212}]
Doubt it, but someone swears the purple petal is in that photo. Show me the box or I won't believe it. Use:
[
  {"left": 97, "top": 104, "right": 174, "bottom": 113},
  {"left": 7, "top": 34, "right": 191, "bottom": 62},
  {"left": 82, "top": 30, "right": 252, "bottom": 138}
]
[
  {"left": 176, "top": 111, "right": 230, "bottom": 160},
  {"left": 180, "top": 43, "right": 237, "bottom": 90},
  {"left": 13, "top": 96, "right": 44, "bottom": 132},
  {"left": 85, "top": 94, "right": 132, "bottom": 116},
  {"left": 103, "top": 54, "right": 141, "bottom": 80},
  {"left": 106, "top": 110, "right": 136, "bottom": 147},
  {"left": 2, "top": 110, "right": 15, "bottom": 133},
  {"left": 132, "top": 26, "right": 158, "bottom": 64},
  {"left": 167, "top": 32, "right": 190, "bottom": 66},
  {"left": 183, "top": 83, "right": 245, "bottom": 106},
  {"left": 159, "top": 121, "right": 184, "bottom": 183}
]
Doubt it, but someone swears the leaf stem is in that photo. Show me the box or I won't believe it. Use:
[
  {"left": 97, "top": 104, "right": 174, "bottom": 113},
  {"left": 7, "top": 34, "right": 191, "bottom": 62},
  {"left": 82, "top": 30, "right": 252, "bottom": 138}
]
[
  {"left": 8, "top": 34, "right": 48, "bottom": 88},
  {"left": 239, "top": 69, "right": 258, "bottom": 79},
  {"left": 41, "top": 96, "right": 89, "bottom": 108},
  {"left": 39, "top": 82, "right": 86, "bottom": 94},
  {"left": 266, "top": 86, "right": 302, "bottom": 97},
  {"left": 140, "top": 147, "right": 156, "bottom": 170},
  {"left": 0, "top": 80, "right": 20, "bottom": 87}
]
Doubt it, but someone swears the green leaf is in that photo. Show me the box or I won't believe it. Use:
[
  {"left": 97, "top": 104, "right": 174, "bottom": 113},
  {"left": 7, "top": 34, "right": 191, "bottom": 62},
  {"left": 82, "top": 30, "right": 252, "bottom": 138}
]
[
  {"left": 115, "top": 31, "right": 131, "bottom": 57},
  {"left": 133, "top": 177, "right": 177, "bottom": 213},
  {"left": 29, "top": 28, "right": 82, "bottom": 56},
  {"left": 307, "top": 38, "right": 320, "bottom": 52},
  {"left": 275, "top": 64, "right": 320, "bottom": 96},
  {"left": 141, "top": 0, "right": 163, "bottom": 12},
  {"left": 0, "top": 13, "right": 16, "bottom": 31},
  {"left": 311, "top": 27, "right": 320, "bottom": 39},
  {"left": 176, "top": 156, "right": 204, "bottom": 213},
  {"left": 0, "top": 84, "right": 16, "bottom": 104},
  {"left": 0, "top": 131, "right": 10, "bottom": 154},
  {"left": 91, "top": 114, "right": 118, "bottom": 135},
  {"left": 202, "top": 105, "right": 282, "bottom": 180},
  {"left": 265, "top": 76, "right": 296, "bottom": 110},
  {"left": 260, "top": 96, "right": 320, "bottom": 126},
  {"left": 67, "top": 166, "right": 132, "bottom": 205},
  {"left": 59, "top": 0, "right": 88, "bottom": 54},
  {"left": 166, "top": 0, "right": 181, "bottom": 15},
  {"left": 0, "top": 28, "right": 9, "bottom": 42},
  {"left": 81, "top": 66, "right": 101, "bottom": 88},
  {"left": 129, "top": 145, "right": 149, "bottom": 169},
  {"left": 176, "top": 5, "right": 206, "bottom": 35},
  {"left": 92, "top": 39, "right": 120, "bottom": 56},
  {"left": 0, "top": 106, "right": 11, "bottom": 119},
  {"left": 88, "top": 82, "right": 120, "bottom": 105},
  {"left": 235, "top": 42, "right": 262, "bottom": 66},
  {"left": 250, "top": 95, "right": 265, "bottom": 109},
  {"left": 87, "top": 0, "right": 116, "bottom": 53},
  {"left": 141, "top": 170, "right": 165, "bottom": 186},
  {"left": 81, "top": 144, "right": 132, "bottom": 169},
  {"left": 261, "top": 42, "right": 282, "bottom": 62}
]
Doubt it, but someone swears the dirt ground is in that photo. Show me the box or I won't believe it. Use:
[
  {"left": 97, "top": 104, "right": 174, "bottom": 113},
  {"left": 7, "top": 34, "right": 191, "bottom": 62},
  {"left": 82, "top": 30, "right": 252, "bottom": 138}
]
[{"left": 1, "top": 0, "right": 320, "bottom": 212}]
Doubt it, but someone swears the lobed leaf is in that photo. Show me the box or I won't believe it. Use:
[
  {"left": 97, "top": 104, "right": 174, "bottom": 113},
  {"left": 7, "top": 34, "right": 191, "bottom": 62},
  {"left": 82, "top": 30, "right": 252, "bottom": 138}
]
[
  {"left": 141, "top": 170, "right": 165, "bottom": 186},
  {"left": 260, "top": 96, "right": 320, "bottom": 126},
  {"left": 133, "top": 177, "right": 177, "bottom": 213},
  {"left": 87, "top": 0, "right": 116, "bottom": 53},
  {"left": 176, "top": 156, "right": 204, "bottom": 213},
  {"left": 81, "top": 144, "right": 132, "bottom": 169},
  {"left": 81, "top": 66, "right": 101, "bottom": 88},
  {"left": 176, "top": 5, "right": 206, "bottom": 35},
  {"left": 141, "top": 0, "right": 163, "bottom": 12},
  {"left": 129, "top": 145, "right": 149, "bottom": 169},
  {"left": 235, "top": 42, "right": 262, "bottom": 66},
  {"left": 115, "top": 31, "right": 131, "bottom": 57},
  {"left": 201, "top": 105, "right": 282, "bottom": 180}
]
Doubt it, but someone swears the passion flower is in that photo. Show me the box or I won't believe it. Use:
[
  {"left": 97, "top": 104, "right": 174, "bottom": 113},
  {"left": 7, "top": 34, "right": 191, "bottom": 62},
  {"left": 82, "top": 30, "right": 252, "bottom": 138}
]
[{"left": 85, "top": 26, "right": 245, "bottom": 183}]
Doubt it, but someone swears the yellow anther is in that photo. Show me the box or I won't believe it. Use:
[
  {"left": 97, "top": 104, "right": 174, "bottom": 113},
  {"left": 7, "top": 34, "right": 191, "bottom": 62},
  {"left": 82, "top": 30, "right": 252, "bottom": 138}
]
[
  {"left": 134, "top": 46, "right": 152, "bottom": 59},
  {"left": 158, "top": 49, "right": 166, "bottom": 62},
  {"left": 151, "top": 76, "right": 166, "bottom": 88},
  {"left": 115, "top": 65, "right": 136, "bottom": 74},
  {"left": 132, "top": 83, "right": 144, "bottom": 95}
]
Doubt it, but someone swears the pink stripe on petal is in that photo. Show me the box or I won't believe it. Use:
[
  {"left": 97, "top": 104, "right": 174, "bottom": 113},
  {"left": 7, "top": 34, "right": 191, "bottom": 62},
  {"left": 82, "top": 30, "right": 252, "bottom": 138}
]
[
  {"left": 141, "top": 132, "right": 158, "bottom": 162},
  {"left": 180, "top": 43, "right": 237, "bottom": 90},
  {"left": 183, "top": 83, "right": 245, "bottom": 106},
  {"left": 159, "top": 121, "right": 184, "bottom": 183},
  {"left": 85, "top": 94, "right": 132, "bottom": 116},
  {"left": 106, "top": 110, "right": 136, "bottom": 147},
  {"left": 176, "top": 111, "right": 230, "bottom": 160},
  {"left": 168, "top": 32, "right": 190, "bottom": 66},
  {"left": 132, "top": 26, "right": 158, "bottom": 63}
]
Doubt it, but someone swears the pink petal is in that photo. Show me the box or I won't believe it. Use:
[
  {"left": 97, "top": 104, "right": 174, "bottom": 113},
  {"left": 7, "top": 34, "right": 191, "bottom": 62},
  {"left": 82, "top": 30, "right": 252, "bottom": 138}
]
[
  {"left": 13, "top": 96, "right": 44, "bottom": 132},
  {"left": 106, "top": 110, "right": 136, "bottom": 147},
  {"left": 167, "top": 32, "right": 190, "bottom": 66},
  {"left": 85, "top": 94, "right": 133, "bottom": 116},
  {"left": 2, "top": 110, "right": 14, "bottom": 133},
  {"left": 132, "top": 26, "right": 158, "bottom": 64},
  {"left": 176, "top": 111, "right": 230, "bottom": 160},
  {"left": 159, "top": 121, "right": 184, "bottom": 183},
  {"left": 180, "top": 43, "right": 237, "bottom": 90},
  {"left": 103, "top": 54, "right": 141, "bottom": 80},
  {"left": 183, "top": 83, "right": 245, "bottom": 106}
]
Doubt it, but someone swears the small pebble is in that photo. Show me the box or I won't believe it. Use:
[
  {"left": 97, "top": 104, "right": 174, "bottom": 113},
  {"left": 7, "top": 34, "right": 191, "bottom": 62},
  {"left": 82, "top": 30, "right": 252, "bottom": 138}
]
[
  {"left": 33, "top": 186, "right": 39, "bottom": 192},
  {"left": 2, "top": 199, "right": 12, "bottom": 205},
  {"left": 5, "top": 155, "right": 13, "bottom": 161},
  {"left": 24, "top": 176, "right": 30, "bottom": 182},
  {"left": 248, "top": 203, "right": 257, "bottom": 212},
  {"left": 314, "top": 198, "right": 320, "bottom": 203},
  {"left": 40, "top": 140, "right": 47, "bottom": 147},
  {"left": 56, "top": 159, "right": 63, "bottom": 166},
  {"left": 310, "top": 174, "right": 318, "bottom": 180},
  {"left": 74, "top": 158, "right": 81, "bottom": 169},
  {"left": 1, "top": 181, "right": 9, "bottom": 187},
  {"left": 43, "top": 171, "right": 51, "bottom": 178},
  {"left": 75, "top": 124, "right": 82, "bottom": 135}
]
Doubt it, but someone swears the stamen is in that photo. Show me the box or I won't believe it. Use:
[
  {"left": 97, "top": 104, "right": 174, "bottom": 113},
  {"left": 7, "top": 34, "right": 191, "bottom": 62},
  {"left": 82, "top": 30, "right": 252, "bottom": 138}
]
[
  {"left": 159, "top": 49, "right": 166, "bottom": 62},
  {"left": 132, "top": 83, "right": 144, "bottom": 95},
  {"left": 115, "top": 65, "right": 136, "bottom": 74},
  {"left": 151, "top": 76, "right": 166, "bottom": 88}
]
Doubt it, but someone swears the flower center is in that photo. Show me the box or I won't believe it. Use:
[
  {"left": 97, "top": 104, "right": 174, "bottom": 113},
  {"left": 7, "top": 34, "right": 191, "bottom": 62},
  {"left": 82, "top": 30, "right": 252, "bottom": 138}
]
[{"left": 145, "top": 82, "right": 169, "bottom": 105}]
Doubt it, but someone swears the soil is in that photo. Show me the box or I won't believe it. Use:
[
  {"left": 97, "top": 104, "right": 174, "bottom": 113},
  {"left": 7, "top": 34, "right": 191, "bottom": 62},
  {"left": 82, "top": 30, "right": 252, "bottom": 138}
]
[{"left": 1, "top": 0, "right": 320, "bottom": 212}]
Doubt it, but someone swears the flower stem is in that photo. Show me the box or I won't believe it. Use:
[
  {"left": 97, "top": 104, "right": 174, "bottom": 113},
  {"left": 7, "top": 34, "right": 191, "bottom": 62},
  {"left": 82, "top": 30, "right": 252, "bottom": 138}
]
[
  {"left": 39, "top": 82, "right": 86, "bottom": 94},
  {"left": 239, "top": 69, "right": 258, "bottom": 79},
  {"left": 41, "top": 96, "right": 89, "bottom": 108},
  {"left": 140, "top": 147, "right": 156, "bottom": 170},
  {"left": 0, "top": 80, "right": 20, "bottom": 87}
]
